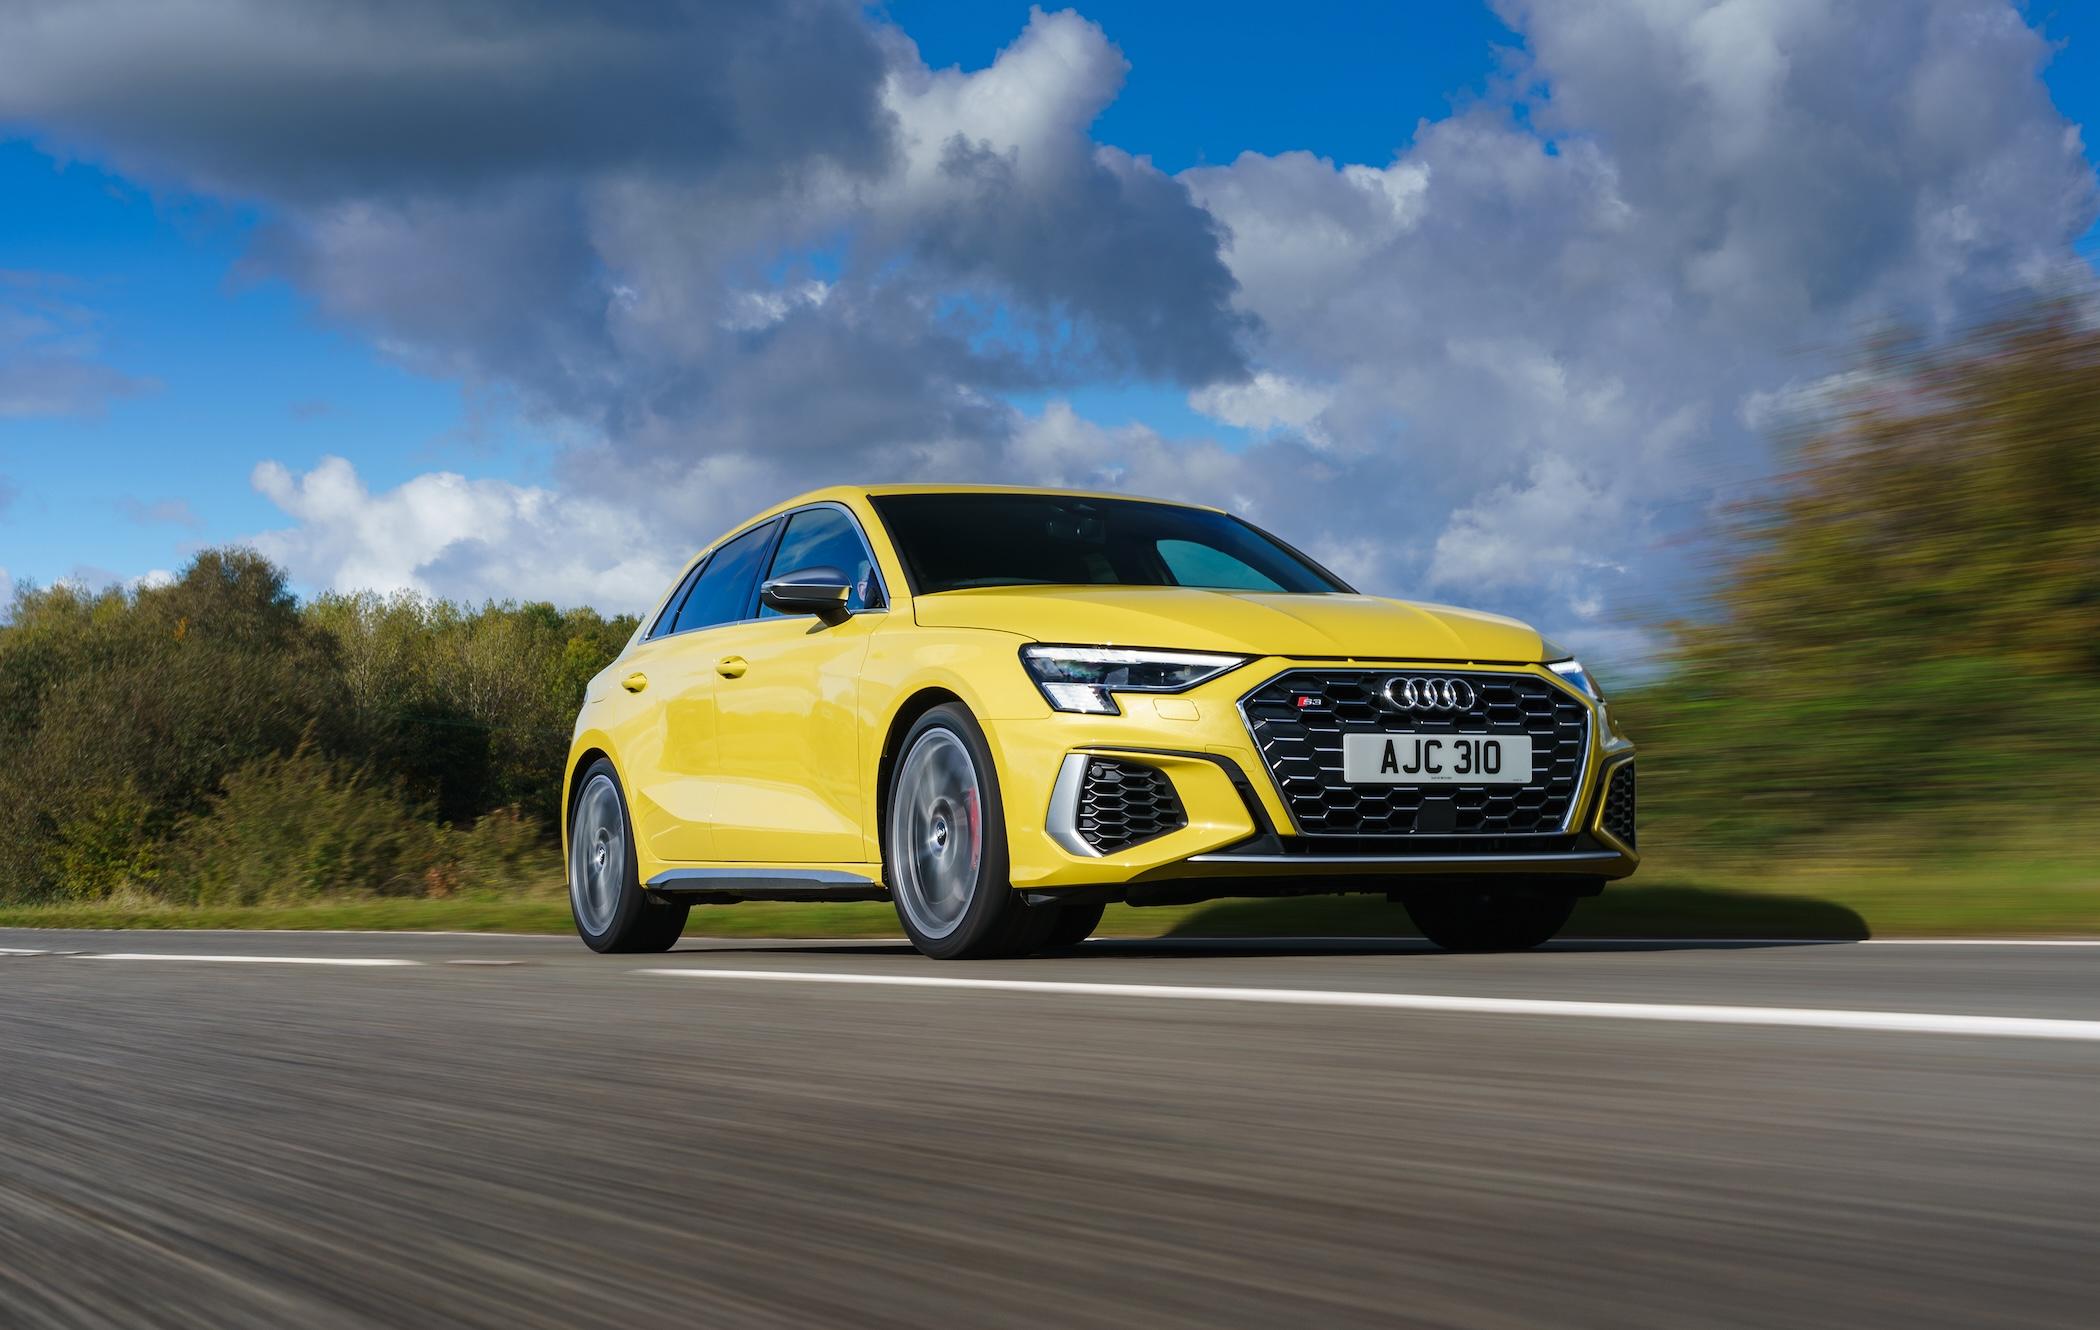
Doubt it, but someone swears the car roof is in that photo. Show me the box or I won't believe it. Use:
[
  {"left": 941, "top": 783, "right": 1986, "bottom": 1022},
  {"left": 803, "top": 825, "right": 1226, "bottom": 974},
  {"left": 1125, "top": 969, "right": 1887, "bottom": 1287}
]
[{"left": 752, "top": 483, "right": 1228, "bottom": 522}]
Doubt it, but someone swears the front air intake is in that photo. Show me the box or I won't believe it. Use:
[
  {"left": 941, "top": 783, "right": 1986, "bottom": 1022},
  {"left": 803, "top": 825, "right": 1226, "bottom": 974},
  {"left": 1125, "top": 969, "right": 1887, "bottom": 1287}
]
[
  {"left": 1602, "top": 762, "right": 1636, "bottom": 851},
  {"left": 1076, "top": 758, "right": 1187, "bottom": 854}
]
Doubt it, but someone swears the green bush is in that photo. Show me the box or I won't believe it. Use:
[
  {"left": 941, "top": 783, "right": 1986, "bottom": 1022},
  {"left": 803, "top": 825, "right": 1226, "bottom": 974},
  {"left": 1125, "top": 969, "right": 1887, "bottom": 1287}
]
[
  {"left": 157, "top": 749, "right": 561, "bottom": 906},
  {"left": 0, "top": 555, "right": 629, "bottom": 904},
  {"left": 160, "top": 749, "right": 441, "bottom": 905},
  {"left": 38, "top": 780, "right": 161, "bottom": 901},
  {"left": 304, "top": 590, "right": 635, "bottom": 824},
  {"left": 432, "top": 806, "right": 560, "bottom": 898},
  {"left": 0, "top": 551, "right": 347, "bottom": 899}
]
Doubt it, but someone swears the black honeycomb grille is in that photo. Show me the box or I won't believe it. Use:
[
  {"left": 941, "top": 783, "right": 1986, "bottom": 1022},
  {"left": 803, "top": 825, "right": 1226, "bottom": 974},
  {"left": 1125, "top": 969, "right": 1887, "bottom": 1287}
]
[
  {"left": 1077, "top": 759, "right": 1187, "bottom": 854},
  {"left": 1240, "top": 670, "right": 1590, "bottom": 837},
  {"left": 1602, "top": 762, "right": 1636, "bottom": 850}
]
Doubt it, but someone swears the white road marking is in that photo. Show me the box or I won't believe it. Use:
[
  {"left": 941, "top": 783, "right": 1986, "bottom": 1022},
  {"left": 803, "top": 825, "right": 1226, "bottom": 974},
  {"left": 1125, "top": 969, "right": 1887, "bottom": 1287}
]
[
  {"left": 1266, "top": 937, "right": 2100, "bottom": 948},
  {"left": 1, "top": 928, "right": 571, "bottom": 939},
  {"left": 633, "top": 968, "right": 2100, "bottom": 1042},
  {"left": 0, "top": 947, "right": 50, "bottom": 956},
  {"left": 73, "top": 954, "right": 421, "bottom": 967},
  {"left": 1857, "top": 938, "right": 2100, "bottom": 947}
]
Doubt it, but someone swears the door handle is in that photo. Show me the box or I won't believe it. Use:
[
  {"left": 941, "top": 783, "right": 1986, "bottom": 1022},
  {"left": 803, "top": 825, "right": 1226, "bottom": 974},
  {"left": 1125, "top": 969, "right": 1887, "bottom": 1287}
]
[
  {"left": 622, "top": 672, "right": 648, "bottom": 693},
  {"left": 716, "top": 655, "right": 748, "bottom": 679}
]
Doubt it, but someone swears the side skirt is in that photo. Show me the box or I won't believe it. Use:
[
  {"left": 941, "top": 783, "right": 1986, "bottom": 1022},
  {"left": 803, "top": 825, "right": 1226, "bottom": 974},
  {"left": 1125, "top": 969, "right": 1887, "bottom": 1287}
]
[{"left": 646, "top": 866, "right": 889, "bottom": 905}]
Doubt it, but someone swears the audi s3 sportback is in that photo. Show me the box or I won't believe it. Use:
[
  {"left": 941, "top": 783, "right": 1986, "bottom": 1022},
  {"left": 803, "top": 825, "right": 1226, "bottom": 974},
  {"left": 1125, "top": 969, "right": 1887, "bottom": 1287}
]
[{"left": 565, "top": 485, "right": 1638, "bottom": 958}]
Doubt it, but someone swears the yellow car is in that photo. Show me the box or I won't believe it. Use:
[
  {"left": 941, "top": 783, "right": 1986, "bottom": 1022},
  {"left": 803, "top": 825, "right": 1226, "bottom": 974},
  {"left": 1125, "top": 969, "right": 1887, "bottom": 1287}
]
[{"left": 565, "top": 485, "right": 1637, "bottom": 957}]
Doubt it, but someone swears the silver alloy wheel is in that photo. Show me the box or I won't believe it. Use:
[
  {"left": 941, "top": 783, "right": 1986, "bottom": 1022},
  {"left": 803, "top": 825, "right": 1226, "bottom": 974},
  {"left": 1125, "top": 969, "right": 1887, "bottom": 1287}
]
[
  {"left": 890, "top": 728, "right": 984, "bottom": 940},
  {"left": 569, "top": 773, "right": 626, "bottom": 936}
]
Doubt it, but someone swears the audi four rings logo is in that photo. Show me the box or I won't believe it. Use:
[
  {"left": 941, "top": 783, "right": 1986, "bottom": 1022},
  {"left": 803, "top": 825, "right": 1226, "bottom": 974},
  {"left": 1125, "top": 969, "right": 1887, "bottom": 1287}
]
[{"left": 1384, "top": 676, "right": 1477, "bottom": 712}]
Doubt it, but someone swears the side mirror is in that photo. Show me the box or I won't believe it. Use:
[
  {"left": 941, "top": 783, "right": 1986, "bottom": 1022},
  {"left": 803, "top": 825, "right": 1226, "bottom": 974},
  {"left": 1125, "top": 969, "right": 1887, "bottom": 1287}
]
[{"left": 760, "top": 565, "right": 852, "bottom": 624}]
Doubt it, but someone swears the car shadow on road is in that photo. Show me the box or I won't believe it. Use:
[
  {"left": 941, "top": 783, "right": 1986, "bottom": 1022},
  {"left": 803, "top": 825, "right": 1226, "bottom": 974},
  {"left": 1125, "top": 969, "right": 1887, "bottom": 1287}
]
[
  {"left": 1080, "top": 936, "right": 1860, "bottom": 957},
  {"left": 675, "top": 936, "right": 1862, "bottom": 961},
  {"left": 671, "top": 885, "right": 1871, "bottom": 959},
  {"left": 668, "top": 939, "right": 1858, "bottom": 961},
  {"left": 1151, "top": 884, "right": 1872, "bottom": 951}
]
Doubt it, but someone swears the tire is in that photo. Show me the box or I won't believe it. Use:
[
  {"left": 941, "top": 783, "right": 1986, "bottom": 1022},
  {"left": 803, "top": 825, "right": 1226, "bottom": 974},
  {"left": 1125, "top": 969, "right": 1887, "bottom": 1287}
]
[
  {"left": 1402, "top": 882, "right": 1575, "bottom": 952},
  {"left": 568, "top": 759, "right": 689, "bottom": 954},
  {"left": 1041, "top": 901, "right": 1106, "bottom": 949},
  {"left": 885, "top": 704, "right": 1035, "bottom": 959}
]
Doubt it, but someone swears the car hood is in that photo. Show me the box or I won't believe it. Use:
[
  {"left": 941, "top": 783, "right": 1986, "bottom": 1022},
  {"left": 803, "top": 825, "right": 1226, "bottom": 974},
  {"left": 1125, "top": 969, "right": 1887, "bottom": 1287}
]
[{"left": 910, "top": 586, "right": 1546, "bottom": 662}]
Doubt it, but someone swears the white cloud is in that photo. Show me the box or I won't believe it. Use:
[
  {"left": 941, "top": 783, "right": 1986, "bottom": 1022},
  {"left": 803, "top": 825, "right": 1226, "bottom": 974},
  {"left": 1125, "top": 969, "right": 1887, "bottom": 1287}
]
[
  {"left": 1189, "top": 371, "right": 1332, "bottom": 441},
  {"left": 1186, "top": 153, "right": 1431, "bottom": 335},
  {"left": 718, "top": 281, "right": 832, "bottom": 333},
  {"left": 248, "top": 456, "right": 676, "bottom": 608},
  {"left": 1737, "top": 370, "right": 1881, "bottom": 436},
  {"left": 878, "top": 6, "right": 1127, "bottom": 198},
  {"left": 236, "top": 401, "right": 1401, "bottom": 615},
  {"left": 1177, "top": 0, "right": 2096, "bottom": 637},
  {"left": 1427, "top": 455, "right": 1628, "bottom": 594}
]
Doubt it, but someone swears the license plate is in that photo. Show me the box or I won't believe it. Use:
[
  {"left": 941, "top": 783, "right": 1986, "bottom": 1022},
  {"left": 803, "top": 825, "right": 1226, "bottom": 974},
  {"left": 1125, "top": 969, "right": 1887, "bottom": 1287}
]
[{"left": 1341, "top": 733, "right": 1532, "bottom": 785}]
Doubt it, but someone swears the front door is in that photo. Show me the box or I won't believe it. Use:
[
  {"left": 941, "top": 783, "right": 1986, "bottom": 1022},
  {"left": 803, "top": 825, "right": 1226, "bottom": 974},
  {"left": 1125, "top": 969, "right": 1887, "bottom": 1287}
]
[{"left": 705, "top": 505, "right": 885, "bottom": 863}]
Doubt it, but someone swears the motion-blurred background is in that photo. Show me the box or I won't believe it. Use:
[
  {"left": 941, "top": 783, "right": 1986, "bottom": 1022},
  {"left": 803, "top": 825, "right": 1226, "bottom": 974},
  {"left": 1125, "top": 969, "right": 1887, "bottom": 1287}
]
[{"left": 2, "top": 1, "right": 2096, "bottom": 937}]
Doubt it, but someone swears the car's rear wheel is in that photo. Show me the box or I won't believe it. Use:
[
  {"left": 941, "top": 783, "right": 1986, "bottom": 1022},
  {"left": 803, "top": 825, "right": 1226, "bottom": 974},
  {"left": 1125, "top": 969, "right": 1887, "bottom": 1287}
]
[
  {"left": 1042, "top": 901, "right": 1106, "bottom": 949},
  {"left": 569, "top": 760, "right": 688, "bottom": 954},
  {"left": 886, "top": 704, "right": 1038, "bottom": 959},
  {"left": 1402, "top": 883, "right": 1575, "bottom": 952}
]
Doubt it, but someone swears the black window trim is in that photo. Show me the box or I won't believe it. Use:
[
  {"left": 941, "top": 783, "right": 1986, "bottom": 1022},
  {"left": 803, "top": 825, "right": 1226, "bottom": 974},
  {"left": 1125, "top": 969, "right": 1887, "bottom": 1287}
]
[{"left": 759, "top": 500, "right": 892, "bottom": 618}]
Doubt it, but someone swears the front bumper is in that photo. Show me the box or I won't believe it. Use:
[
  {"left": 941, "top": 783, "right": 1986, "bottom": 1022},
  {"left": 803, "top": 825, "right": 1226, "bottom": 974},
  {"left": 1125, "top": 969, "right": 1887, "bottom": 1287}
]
[{"left": 986, "top": 658, "right": 1639, "bottom": 897}]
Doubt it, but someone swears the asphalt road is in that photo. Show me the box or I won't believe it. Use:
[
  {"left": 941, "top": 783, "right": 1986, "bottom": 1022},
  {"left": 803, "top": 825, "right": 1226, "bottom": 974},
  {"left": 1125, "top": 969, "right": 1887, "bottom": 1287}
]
[{"left": 3, "top": 928, "right": 2096, "bottom": 1329}]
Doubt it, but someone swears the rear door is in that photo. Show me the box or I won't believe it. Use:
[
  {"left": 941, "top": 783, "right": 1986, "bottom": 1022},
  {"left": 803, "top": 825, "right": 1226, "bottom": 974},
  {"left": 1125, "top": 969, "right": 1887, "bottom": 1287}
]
[
  {"left": 705, "top": 505, "right": 884, "bottom": 863},
  {"left": 623, "top": 518, "right": 780, "bottom": 862}
]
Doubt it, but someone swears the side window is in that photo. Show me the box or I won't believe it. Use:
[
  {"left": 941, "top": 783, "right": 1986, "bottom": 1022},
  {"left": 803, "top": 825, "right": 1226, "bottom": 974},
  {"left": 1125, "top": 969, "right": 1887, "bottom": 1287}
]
[
  {"left": 760, "top": 508, "right": 880, "bottom": 616},
  {"left": 1157, "top": 538, "right": 1285, "bottom": 592},
  {"left": 646, "top": 561, "right": 707, "bottom": 640},
  {"left": 672, "top": 521, "right": 777, "bottom": 634}
]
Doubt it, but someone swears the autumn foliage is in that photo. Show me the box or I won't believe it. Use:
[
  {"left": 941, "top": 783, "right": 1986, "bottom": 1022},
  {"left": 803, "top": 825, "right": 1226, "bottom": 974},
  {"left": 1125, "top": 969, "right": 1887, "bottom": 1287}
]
[{"left": 1630, "top": 301, "right": 2100, "bottom": 842}]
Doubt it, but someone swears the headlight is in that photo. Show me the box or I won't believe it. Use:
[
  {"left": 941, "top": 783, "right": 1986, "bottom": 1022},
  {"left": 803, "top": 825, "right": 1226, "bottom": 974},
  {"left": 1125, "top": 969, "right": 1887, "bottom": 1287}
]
[
  {"left": 1542, "top": 642, "right": 1605, "bottom": 703},
  {"left": 1021, "top": 645, "right": 1249, "bottom": 715}
]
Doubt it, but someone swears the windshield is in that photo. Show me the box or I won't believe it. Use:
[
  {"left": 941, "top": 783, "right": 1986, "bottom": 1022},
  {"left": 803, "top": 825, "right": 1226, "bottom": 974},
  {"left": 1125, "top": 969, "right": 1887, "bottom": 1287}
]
[{"left": 869, "top": 493, "right": 1352, "bottom": 596}]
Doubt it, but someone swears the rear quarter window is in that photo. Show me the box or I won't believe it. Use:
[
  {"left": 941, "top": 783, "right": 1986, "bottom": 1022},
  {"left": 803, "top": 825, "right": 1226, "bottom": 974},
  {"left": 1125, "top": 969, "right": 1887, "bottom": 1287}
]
[{"left": 669, "top": 520, "right": 778, "bottom": 635}]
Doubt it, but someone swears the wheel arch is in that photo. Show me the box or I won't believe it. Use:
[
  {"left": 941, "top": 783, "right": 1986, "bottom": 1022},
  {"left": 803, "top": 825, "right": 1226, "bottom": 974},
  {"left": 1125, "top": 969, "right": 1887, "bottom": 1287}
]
[
  {"left": 562, "top": 743, "right": 616, "bottom": 868},
  {"left": 873, "top": 687, "right": 968, "bottom": 879}
]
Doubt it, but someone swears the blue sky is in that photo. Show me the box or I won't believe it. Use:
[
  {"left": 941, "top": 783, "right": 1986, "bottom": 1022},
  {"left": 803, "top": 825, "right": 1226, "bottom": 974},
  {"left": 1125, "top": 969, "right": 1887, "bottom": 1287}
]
[
  {"left": 0, "top": 147, "right": 550, "bottom": 587},
  {"left": 2, "top": 0, "right": 2097, "bottom": 652},
  {"left": 889, "top": 2, "right": 1525, "bottom": 172}
]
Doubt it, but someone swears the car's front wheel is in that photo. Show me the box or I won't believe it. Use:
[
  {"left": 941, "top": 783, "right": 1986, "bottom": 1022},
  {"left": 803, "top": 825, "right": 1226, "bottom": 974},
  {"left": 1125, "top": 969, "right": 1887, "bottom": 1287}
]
[
  {"left": 1401, "top": 883, "right": 1575, "bottom": 952},
  {"left": 886, "top": 704, "right": 1044, "bottom": 959},
  {"left": 569, "top": 759, "right": 688, "bottom": 954}
]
